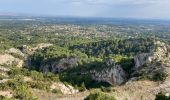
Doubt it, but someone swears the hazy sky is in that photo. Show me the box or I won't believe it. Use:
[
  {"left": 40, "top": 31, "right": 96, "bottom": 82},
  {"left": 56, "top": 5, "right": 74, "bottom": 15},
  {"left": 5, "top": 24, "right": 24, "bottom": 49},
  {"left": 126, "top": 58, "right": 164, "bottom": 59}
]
[{"left": 0, "top": 0, "right": 170, "bottom": 19}]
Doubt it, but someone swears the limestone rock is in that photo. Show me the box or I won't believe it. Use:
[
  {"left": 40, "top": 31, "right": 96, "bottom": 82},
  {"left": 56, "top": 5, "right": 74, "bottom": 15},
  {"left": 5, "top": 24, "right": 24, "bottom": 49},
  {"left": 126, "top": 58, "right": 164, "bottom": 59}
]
[
  {"left": 134, "top": 53, "right": 151, "bottom": 69},
  {"left": 6, "top": 48, "right": 25, "bottom": 58},
  {"left": 19, "top": 43, "right": 53, "bottom": 55},
  {"left": 91, "top": 60, "right": 127, "bottom": 85},
  {"left": 132, "top": 41, "right": 170, "bottom": 80},
  {"left": 40, "top": 57, "right": 78, "bottom": 73},
  {"left": 0, "top": 54, "right": 24, "bottom": 68},
  {"left": 134, "top": 41, "right": 170, "bottom": 69},
  {"left": 50, "top": 83, "right": 79, "bottom": 95}
]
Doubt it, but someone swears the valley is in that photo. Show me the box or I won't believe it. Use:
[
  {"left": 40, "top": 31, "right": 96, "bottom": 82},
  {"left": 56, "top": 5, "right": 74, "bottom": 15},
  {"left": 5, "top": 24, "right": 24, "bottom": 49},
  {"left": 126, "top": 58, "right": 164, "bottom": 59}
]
[{"left": 0, "top": 17, "right": 170, "bottom": 100}]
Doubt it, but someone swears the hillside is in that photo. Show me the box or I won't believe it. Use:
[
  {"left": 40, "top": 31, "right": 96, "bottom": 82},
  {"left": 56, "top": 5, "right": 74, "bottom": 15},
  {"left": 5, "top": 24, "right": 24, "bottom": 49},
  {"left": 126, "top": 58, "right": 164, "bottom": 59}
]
[
  {"left": 0, "top": 19, "right": 170, "bottom": 100},
  {"left": 0, "top": 39, "right": 169, "bottom": 100}
]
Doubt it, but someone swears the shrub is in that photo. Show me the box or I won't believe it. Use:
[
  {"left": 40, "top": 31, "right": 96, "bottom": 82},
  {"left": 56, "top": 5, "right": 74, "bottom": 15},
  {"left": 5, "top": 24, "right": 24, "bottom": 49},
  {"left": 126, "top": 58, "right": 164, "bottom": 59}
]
[
  {"left": 84, "top": 92, "right": 116, "bottom": 100},
  {"left": 8, "top": 68, "right": 60, "bottom": 83},
  {"left": 51, "top": 89, "right": 62, "bottom": 94},
  {"left": 7, "top": 68, "right": 29, "bottom": 78},
  {"left": 30, "top": 71, "right": 44, "bottom": 81},
  {"left": 0, "top": 83, "right": 9, "bottom": 90},
  {"left": 0, "top": 95, "right": 11, "bottom": 100},
  {"left": 155, "top": 92, "right": 170, "bottom": 100},
  {"left": 27, "top": 81, "right": 50, "bottom": 91},
  {"left": 100, "top": 86, "right": 113, "bottom": 92},
  {"left": 14, "top": 84, "right": 37, "bottom": 100},
  {"left": 153, "top": 71, "right": 167, "bottom": 81},
  {"left": 79, "top": 82, "right": 86, "bottom": 92},
  {"left": 1, "top": 77, "right": 37, "bottom": 100},
  {"left": 43, "top": 72, "right": 60, "bottom": 82},
  {"left": 0, "top": 74, "right": 6, "bottom": 80},
  {"left": 119, "top": 57, "right": 134, "bottom": 72}
]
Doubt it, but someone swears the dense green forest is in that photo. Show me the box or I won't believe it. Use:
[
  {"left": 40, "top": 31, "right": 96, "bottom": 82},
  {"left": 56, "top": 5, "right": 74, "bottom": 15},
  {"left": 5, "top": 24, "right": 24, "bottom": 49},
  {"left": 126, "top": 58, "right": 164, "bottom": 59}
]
[{"left": 70, "top": 38, "right": 154, "bottom": 57}]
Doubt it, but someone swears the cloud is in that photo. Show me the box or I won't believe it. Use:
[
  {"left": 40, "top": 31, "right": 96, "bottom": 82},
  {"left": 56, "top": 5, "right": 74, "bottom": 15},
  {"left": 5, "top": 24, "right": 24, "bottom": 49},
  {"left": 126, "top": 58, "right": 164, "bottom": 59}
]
[{"left": 69, "top": 0, "right": 170, "bottom": 6}]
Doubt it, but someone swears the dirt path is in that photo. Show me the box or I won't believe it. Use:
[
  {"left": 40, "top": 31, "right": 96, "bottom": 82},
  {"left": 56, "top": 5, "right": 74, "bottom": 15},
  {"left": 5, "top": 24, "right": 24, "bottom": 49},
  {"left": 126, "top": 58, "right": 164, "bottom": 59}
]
[{"left": 56, "top": 91, "right": 89, "bottom": 100}]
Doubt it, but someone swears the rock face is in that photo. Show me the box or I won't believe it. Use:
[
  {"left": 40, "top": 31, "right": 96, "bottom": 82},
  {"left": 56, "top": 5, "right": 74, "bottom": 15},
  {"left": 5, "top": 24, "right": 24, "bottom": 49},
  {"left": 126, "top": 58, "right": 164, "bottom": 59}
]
[
  {"left": 132, "top": 41, "right": 170, "bottom": 80},
  {"left": 134, "top": 53, "right": 151, "bottom": 69},
  {"left": 151, "top": 41, "right": 170, "bottom": 66},
  {"left": 40, "top": 57, "right": 79, "bottom": 73},
  {"left": 91, "top": 41, "right": 170, "bottom": 85},
  {"left": 113, "top": 41, "right": 170, "bottom": 100},
  {"left": 134, "top": 41, "right": 170, "bottom": 69},
  {"left": 91, "top": 60, "right": 127, "bottom": 85}
]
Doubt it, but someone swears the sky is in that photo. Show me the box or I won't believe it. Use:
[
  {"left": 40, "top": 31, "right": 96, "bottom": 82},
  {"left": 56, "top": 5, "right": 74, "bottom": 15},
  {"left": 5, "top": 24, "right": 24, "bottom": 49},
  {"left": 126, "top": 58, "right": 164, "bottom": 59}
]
[{"left": 0, "top": 0, "right": 170, "bottom": 19}]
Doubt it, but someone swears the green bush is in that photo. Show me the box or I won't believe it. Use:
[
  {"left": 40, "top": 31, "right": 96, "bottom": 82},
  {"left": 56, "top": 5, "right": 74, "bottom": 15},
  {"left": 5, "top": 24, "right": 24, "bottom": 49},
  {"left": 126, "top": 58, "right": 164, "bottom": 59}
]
[
  {"left": 100, "top": 86, "right": 113, "bottom": 92},
  {"left": 7, "top": 68, "right": 29, "bottom": 78},
  {"left": 30, "top": 71, "right": 44, "bottom": 81},
  {"left": 27, "top": 81, "right": 50, "bottom": 91},
  {"left": 43, "top": 72, "right": 60, "bottom": 82},
  {"left": 79, "top": 82, "right": 86, "bottom": 92},
  {"left": 0, "top": 82, "right": 9, "bottom": 90},
  {"left": 84, "top": 92, "right": 116, "bottom": 100},
  {"left": 155, "top": 92, "right": 170, "bottom": 100},
  {"left": 0, "top": 74, "right": 6, "bottom": 80},
  {"left": 0, "top": 95, "right": 11, "bottom": 100},
  {"left": 8, "top": 68, "right": 60, "bottom": 82},
  {"left": 0, "top": 77, "right": 37, "bottom": 100},
  {"left": 14, "top": 85, "right": 37, "bottom": 100},
  {"left": 153, "top": 71, "right": 167, "bottom": 81},
  {"left": 51, "top": 89, "right": 62, "bottom": 94}
]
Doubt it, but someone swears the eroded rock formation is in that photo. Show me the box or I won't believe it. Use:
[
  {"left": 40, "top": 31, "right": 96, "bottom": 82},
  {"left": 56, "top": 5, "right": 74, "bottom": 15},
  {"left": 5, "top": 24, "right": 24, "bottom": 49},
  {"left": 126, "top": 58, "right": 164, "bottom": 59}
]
[
  {"left": 91, "top": 60, "right": 127, "bottom": 85},
  {"left": 40, "top": 57, "right": 79, "bottom": 73}
]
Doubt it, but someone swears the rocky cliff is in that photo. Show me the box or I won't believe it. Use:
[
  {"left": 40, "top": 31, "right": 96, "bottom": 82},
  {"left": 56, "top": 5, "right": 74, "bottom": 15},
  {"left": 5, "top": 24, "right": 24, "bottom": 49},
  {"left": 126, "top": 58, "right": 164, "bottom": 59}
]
[
  {"left": 40, "top": 57, "right": 79, "bottom": 73},
  {"left": 132, "top": 41, "right": 170, "bottom": 80},
  {"left": 134, "top": 41, "right": 170, "bottom": 68},
  {"left": 91, "top": 41, "right": 170, "bottom": 85},
  {"left": 90, "top": 60, "right": 127, "bottom": 85},
  {"left": 10, "top": 41, "right": 169, "bottom": 86}
]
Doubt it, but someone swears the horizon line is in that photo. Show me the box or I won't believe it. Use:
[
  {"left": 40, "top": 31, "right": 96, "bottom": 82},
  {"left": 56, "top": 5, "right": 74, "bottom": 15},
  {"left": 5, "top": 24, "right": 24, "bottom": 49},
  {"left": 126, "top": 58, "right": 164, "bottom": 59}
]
[{"left": 0, "top": 12, "right": 170, "bottom": 21}]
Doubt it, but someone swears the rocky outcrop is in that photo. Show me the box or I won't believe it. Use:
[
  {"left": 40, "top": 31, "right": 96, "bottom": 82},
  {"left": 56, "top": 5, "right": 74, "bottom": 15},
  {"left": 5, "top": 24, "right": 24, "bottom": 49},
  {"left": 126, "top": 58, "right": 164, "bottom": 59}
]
[
  {"left": 0, "top": 54, "right": 24, "bottom": 68},
  {"left": 150, "top": 41, "right": 170, "bottom": 66},
  {"left": 40, "top": 57, "right": 79, "bottom": 73},
  {"left": 6, "top": 48, "right": 25, "bottom": 58},
  {"left": 91, "top": 60, "right": 127, "bottom": 85},
  {"left": 18, "top": 43, "right": 53, "bottom": 55},
  {"left": 134, "top": 41, "right": 170, "bottom": 69},
  {"left": 50, "top": 83, "right": 79, "bottom": 95},
  {"left": 0, "top": 66, "right": 10, "bottom": 72},
  {"left": 132, "top": 41, "right": 170, "bottom": 80},
  {"left": 0, "top": 91, "right": 13, "bottom": 98},
  {"left": 91, "top": 41, "right": 170, "bottom": 85}
]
